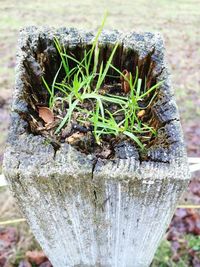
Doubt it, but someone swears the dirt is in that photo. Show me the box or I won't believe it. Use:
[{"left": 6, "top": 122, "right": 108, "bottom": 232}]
[{"left": 31, "top": 81, "right": 158, "bottom": 159}]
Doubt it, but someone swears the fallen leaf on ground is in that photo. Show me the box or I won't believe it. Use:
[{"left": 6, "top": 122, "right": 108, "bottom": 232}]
[
  {"left": 66, "top": 132, "right": 84, "bottom": 144},
  {"left": 189, "top": 180, "right": 200, "bottom": 197},
  {"left": 38, "top": 107, "right": 54, "bottom": 124},
  {"left": 0, "top": 227, "right": 18, "bottom": 267},
  {"left": 166, "top": 208, "right": 200, "bottom": 264},
  {"left": 18, "top": 260, "right": 32, "bottom": 267},
  {"left": 39, "top": 261, "right": 52, "bottom": 267},
  {"left": 0, "top": 227, "right": 18, "bottom": 249},
  {"left": 26, "top": 251, "right": 47, "bottom": 265},
  {"left": 168, "top": 208, "right": 200, "bottom": 239},
  {"left": 0, "top": 254, "right": 7, "bottom": 267}
]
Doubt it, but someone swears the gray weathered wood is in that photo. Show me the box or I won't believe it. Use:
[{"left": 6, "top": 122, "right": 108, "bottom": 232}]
[{"left": 3, "top": 27, "right": 190, "bottom": 267}]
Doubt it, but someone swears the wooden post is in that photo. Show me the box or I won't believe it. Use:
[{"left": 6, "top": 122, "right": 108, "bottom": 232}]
[{"left": 3, "top": 27, "right": 190, "bottom": 267}]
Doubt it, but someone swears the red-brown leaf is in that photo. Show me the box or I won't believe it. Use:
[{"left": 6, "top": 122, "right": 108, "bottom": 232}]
[
  {"left": 0, "top": 227, "right": 18, "bottom": 248},
  {"left": 120, "top": 69, "right": 130, "bottom": 93},
  {"left": 38, "top": 107, "right": 54, "bottom": 124},
  {"left": 39, "top": 261, "right": 52, "bottom": 267},
  {"left": 18, "top": 260, "right": 32, "bottom": 267},
  {"left": 26, "top": 251, "right": 47, "bottom": 265}
]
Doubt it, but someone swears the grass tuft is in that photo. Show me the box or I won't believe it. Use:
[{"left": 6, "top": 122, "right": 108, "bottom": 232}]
[{"left": 42, "top": 16, "right": 162, "bottom": 150}]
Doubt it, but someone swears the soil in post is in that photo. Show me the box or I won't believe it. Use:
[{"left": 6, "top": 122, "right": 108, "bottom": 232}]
[{"left": 19, "top": 28, "right": 171, "bottom": 162}]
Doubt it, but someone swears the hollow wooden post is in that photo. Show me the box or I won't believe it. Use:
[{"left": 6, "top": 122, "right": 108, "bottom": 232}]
[{"left": 3, "top": 27, "right": 190, "bottom": 267}]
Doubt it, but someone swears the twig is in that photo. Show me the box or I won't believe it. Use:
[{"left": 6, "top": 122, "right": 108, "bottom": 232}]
[
  {"left": 0, "top": 218, "right": 26, "bottom": 226},
  {"left": 177, "top": 205, "right": 200, "bottom": 209}
]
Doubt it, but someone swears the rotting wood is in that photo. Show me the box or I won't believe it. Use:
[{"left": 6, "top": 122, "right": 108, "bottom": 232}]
[{"left": 3, "top": 27, "right": 190, "bottom": 267}]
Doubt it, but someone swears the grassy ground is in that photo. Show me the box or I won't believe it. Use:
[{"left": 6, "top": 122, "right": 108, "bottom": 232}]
[{"left": 0, "top": 0, "right": 200, "bottom": 265}]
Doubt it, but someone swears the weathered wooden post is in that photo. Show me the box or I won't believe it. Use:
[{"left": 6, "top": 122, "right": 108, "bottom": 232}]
[{"left": 3, "top": 27, "right": 190, "bottom": 267}]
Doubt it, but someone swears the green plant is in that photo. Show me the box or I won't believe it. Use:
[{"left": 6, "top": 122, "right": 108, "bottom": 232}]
[
  {"left": 187, "top": 234, "right": 200, "bottom": 252},
  {"left": 152, "top": 235, "right": 200, "bottom": 267},
  {"left": 42, "top": 17, "right": 162, "bottom": 150}
]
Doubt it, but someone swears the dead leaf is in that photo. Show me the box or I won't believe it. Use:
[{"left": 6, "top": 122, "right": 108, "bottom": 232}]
[
  {"left": 39, "top": 261, "right": 52, "bottom": 267},
  {"left": 66, "top": 132, "right": 84, "bottom": 144},
  {"left": 120, "top": 69, "right": 130, "bottom": 93},
  {"left": 0, "top": 255, "right": 7, "bottom": 267},
  {"left": 137, "top": 110, "right": 145, "bottom": 118},
  {"left": 175, "top": 208, "right": 188, "bottom": 218},
  {"left": 26, "top": 251, "right": 47, "bottom": 265},
  {"left": 18, "top": 260, "right": 32, "bottom": 267},
  {"left": 0, "top": 227, "right": 18, "bottom": 249},
  {"left": 38, "top": 107, "right": 54, "bottom": 124},
  {"left": 167, "top": 208, "right": 200, "bottom": 240},
  {"left": 0, "top": 228, "right": 18, "bottom": 267},
  {"left": 189, "top": 180, "right": 200, "bottom": 197}
]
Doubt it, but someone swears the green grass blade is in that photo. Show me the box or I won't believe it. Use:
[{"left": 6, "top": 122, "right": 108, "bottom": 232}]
[
  {"left": 132, "top": 66, "right": 139, "bottom": 92},
  {"left": 95, "top": 42, "right": 119, "bottom": 91},
  {"left": 140, "top": 81, "right": 163, "bottom": 98},
  {"left": 49, "top": 62, "right": 63, "bottom": 107},
  {"left": 97, "top": 98, "right": 105, "bottom": 121},
  {"left": 93, "top": 45, "right": 100, "bottom": 74},
  {"left": 55, "top": 97, "right": 80, "bottom": 134},
  {"left": 42, "top": 76, "right": 52, "bottom": 96},
  {"left": 62, "top": 54, "right": 87, "bottom": 71},
  {"left": 88, "top": 11, "right": 108, "bottom": 68},
  {"left": 95, "top": 61, "right": 104, "bottom": 92},
  {"left": 54, "top": 85, "right": 69, "bottom": 96},
  {"left": 136, "top": 78, "right": 142, "bottom": 98},
  {"left": 123, "top": 131, "right": 144, "bottom": 149},
  {"left": 106, "top": 94, "right": 128, "bottom": 100},
  {"left": 54, "top": 37, "right": 69, "bottom": 76},
  {"left": 93, "top": 101, "right": 100, "bottom": 144},
  {"left": 42, "top": 77, "right": 53, "bottom": 107}
]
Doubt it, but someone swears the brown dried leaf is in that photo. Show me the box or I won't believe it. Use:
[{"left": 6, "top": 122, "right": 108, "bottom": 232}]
[
  {"left": 0, "top": 255, "right": 7, "bottom": 267},
  {"left": 38, "top": 107, "right": 54, "bottom": 124},
  {"left": 168, "top": 208, "right": 200, "bottom": 241},
  {"left": 26, "top": 250, "right": 47, "bottom": 265},
  {"left": 137, "top": 110, "right": 145, "bottom": 118},
  {"left": 0, "top": 227, "right": 18, "bottom": 248},
  {"left": 45, "top": 119, "right": 59, "bottom": 130},
  {"left": 39, "top": 261, "right": 52, "bottom": 267},
  {"left": 66, "top": 132, "right": 84, "bottom": 144},
  {"left": 189, "top": 180, "right": 200, "bottom": 197},
  {"left": 120, "top": 69, "right": 130, "bottom": 93},
  {"left": 18, "top": 260, "right": 32, "bottom": 267}
]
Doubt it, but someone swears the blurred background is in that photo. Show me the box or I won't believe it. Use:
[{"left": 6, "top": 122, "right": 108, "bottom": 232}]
[{"left": 0, "top": 0, "right": 200, "bottom": 266}]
